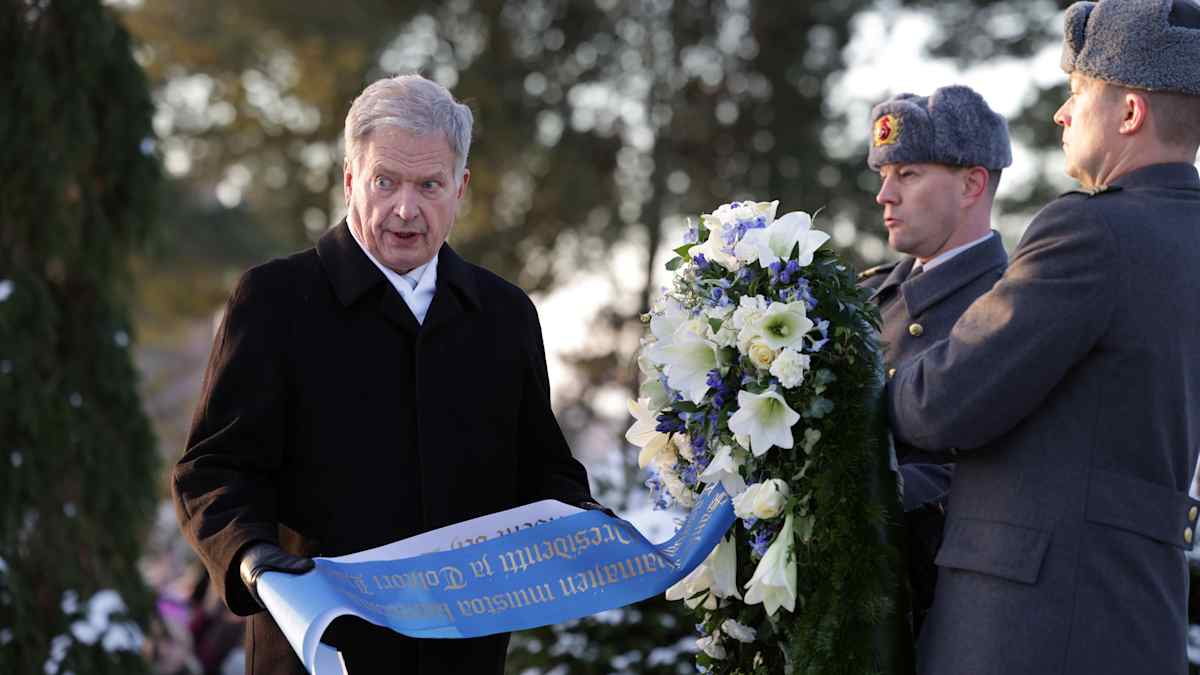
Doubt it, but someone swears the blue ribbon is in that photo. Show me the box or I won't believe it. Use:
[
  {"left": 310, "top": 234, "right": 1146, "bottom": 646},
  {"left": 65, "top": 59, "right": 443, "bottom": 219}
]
[{"left": 258, "top": 485, "right": 736, "bottom": 672}]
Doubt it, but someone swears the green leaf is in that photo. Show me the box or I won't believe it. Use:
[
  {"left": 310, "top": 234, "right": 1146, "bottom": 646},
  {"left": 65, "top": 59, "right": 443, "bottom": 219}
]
[
  {"left": 666, "top": 256, "right": 684, "bottom": 271},
  {"left": 803, "top": 397, "right": 834, "bottom": 419}
]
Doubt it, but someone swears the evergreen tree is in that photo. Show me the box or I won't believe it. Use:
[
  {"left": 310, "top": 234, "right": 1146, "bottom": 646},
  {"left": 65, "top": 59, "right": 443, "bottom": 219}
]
[{"left": 0, "top": 1, "right": 161, "bottom": 673}]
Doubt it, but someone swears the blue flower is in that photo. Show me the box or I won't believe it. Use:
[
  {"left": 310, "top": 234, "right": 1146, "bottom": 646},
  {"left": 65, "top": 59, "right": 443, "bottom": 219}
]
[
  {"left": 680, "top": 463, "right": 699, "bottom": 487},
  {"left": 809, "top": 318, "right": 831, "bottom": 352},
  {"left": 694, "top": 253, "right": 710, "bottom": 270},
  {"left": 750, "top": 528, "right": 773, "bottom": 557},
  {"left": 705, "top": 369, "right": 724, "bottom": 389},
  {"left": 655, "top": 412, "right": 685, "bottom": 433},
  {"left": 709, "top": 286, "right": 727, "bottom": 305},
  {"left": 646, "top": 473, "right": 672, "bottom": 510}
]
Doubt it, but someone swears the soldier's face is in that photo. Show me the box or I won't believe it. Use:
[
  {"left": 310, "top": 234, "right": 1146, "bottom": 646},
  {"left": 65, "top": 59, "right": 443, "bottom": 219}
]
[
  {"left": 1054, "top": 74, "right": 1123, "bottom": 188},
  {"left": 875, "top": 162, "right": 966, "bottom": 262},
  {"left": 344, "top": 127, "right": 469, "bottom": 274}
]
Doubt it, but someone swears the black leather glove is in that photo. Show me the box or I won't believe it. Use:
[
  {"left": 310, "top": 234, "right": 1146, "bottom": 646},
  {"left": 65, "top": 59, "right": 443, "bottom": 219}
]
[
  {"left": 238, "top": 542, "right": 315, "bottom": 608},
  {"left": 576, "top": 500, "right": 618, "bottom": 519}
]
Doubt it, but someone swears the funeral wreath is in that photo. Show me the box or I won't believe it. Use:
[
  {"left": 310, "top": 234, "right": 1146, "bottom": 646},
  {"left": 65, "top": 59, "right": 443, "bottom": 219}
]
[{"left": 628, "top": 200, "right": 911, "bottom": 674}]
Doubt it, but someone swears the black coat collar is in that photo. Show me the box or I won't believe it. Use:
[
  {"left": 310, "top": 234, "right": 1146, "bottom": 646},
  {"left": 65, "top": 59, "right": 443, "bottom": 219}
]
[{"left": 316, "top": 220, "right": 481, "bottom": 313}]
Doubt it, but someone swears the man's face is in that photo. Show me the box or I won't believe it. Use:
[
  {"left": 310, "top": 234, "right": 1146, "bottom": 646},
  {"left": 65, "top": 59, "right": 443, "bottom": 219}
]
[
  {"left": 875, "top": 162, "right": 965, "bottom": 261},
  {"left": 344, "top": 126, "right": 469, "bottom": 274},
  {"left": 1053, "top": 74, "right": 1123, "bottom": 187}
]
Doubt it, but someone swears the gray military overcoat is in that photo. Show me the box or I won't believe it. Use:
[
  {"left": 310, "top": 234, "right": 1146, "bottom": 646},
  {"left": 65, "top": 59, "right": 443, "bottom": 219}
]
[
  {"left": 862, "top": 232, "right": 1008, "bottom": 506},
  {"left": 888, "top": 163, "right": 1200, "bottom": 675}
]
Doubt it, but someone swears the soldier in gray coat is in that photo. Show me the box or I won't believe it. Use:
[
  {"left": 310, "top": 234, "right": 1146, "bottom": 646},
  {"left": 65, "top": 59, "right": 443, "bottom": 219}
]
[
  {"left": 887, "top": 1, "right": 1200, "bottom": 673},
  {"left": 858, "top": 85, "right": 1012, "bottom": 637}
]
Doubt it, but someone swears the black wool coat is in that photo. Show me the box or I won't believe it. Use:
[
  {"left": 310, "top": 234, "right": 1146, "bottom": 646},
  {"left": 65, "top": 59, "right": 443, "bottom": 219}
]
[{"left": 173, "top": 221, "right": 595, "bottom": 675}]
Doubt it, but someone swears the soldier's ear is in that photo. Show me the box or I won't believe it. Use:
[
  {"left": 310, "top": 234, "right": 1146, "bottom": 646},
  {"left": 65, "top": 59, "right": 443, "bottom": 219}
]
[
  {"left": 1118, "top": 90, "right": 1150, "bottom": 137},
  {"left": 961, "top": 166, "right": 989, "bottom": 203}
]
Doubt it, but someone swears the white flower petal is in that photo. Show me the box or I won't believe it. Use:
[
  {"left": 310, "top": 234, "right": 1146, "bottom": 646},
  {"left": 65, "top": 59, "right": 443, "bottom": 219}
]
[
  {"left": 744, "top": 513, "right": 798, "bottom": 616},
  {"left": 727, "top": 390, "right": 801, "bottom": 457},
  {"left": 721, "top": 618, "right": 757, "bottom": 643}
]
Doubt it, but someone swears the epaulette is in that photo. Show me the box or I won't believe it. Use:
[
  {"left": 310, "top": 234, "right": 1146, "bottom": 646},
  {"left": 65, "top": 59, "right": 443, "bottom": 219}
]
[
  {"left": 857, "top": 261, "right": 899, "bottom": 281},
  {"left": 1059, "top": 184, "right": 1124, "bottom": 198}
]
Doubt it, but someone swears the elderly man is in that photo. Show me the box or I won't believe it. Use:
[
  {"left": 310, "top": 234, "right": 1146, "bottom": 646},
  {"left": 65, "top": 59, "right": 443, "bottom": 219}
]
[
  {"left": 858, "top": 85, "right": 1011, "bottom": 637},
  {"left": 886, "top": 1, "right": 1200, "bottom": 673},
  {"left": 172, "top": 74, "right": 600, "bottom": 675}
]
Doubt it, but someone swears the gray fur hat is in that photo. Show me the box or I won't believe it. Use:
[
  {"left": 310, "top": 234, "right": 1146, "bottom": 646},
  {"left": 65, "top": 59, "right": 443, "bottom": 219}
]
[
  {"left": 1062, "top": 0, "right": 1200, "bottom": 95},
  {"left": 867, "top": 85, "right": 1012, "bottom": 172}
]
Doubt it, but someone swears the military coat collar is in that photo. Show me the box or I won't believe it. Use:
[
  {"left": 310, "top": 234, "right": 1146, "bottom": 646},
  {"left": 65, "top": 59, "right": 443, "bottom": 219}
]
[
  {"left": 316, "top": 221, "right": 481, "bottom": 337},
  {"left": 1112, "top": 162, "right": 1200, "bottom": 191},
  {"left": 870, "top": 232, "right": 1007, "bottom": 317}
]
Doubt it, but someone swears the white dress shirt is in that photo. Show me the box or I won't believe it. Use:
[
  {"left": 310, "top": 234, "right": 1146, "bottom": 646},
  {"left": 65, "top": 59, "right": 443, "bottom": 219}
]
[
  {"left": 914, "top": 231, "right": 996, "bottom": 275},
  {"left": 347, "top": 227, "right": 438, "bottom": 324}
]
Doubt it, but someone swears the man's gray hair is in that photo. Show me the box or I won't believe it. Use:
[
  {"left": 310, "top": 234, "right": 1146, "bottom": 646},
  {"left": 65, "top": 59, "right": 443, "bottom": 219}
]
[{"left": 343, "top": 74, "right": 474, "bottom": 182}]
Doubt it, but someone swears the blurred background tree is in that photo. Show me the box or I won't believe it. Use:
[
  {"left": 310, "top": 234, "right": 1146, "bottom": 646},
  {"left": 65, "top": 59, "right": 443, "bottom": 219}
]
[
  {"left": 0, "top": 1, "right": 161, "bottom": 673},
  {"left": 8, "top": 0, "right": 1186, "bottom": 672}
]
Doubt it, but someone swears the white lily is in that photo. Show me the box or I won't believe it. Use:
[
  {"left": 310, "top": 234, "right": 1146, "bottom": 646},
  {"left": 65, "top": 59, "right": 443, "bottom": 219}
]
[
  {"left": 727, "top": 389, "right": 801, "bottom": 457},
  {"left": 744, "top": 512, "right": 798, "bottom": 616},
  {"left": 708, "top": 534, "right": 742, "bottom": 600},
  {"left": 665, "top": 561, "right": 716, "bottom": 610},
  {"left": 626, "top": 398, "right": 673, "bottom": 469},
  {"left": 753, "top": 301, "right": 814, "bottom": 352},
  {"left": 650, "top": 297, "right": 688, "bottom": 344},
  {"left": 638, "top": 376, "right": 670, "bottom": 412},
  {"left": 697, "top": 444, "right": 748, "bottom": 496},
  {"left": 733, "top": 210, "right": 830, "bottom": 268},
  {"left": 647, "top": 332, "right": 718, "bottom": 404},
  {"left": 665, "top": 534, "right": 740, "bottom": 610}
]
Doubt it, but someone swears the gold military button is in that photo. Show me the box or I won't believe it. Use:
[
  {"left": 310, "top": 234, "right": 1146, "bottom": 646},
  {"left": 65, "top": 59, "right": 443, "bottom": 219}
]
[
  {"left": 1189, "top": 506, "right": 1198, "bottom": 522},
  {"left": 1185, "top": 527, "right": 1194, "bottom": 545},
  {"left": 887, "top": 367, "right": 897, "bottom": 379},
  {"left": 908, "top": 323, "right": 924, "bottom": 337}
]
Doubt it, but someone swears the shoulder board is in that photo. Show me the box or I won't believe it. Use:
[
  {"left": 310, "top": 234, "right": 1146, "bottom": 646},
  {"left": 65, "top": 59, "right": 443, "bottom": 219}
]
[
  {"left": 857, "top": 261, "right": 898, "bottom": 281},
  {"left": 1058, "top": 184, "right": 1124, "bottom": 198}
]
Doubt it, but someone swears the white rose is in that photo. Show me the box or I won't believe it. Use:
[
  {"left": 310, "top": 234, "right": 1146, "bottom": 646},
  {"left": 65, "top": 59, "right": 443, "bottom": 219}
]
[
  {"left": 704, "top": 303, "right": 734, "bottom": 322},
  {"left": 733, "top": 479, "right": 790, "bottom": 520},
  {"left": 730, "top": 295, "right": 768, "bottom": 331},
  {"left": 770, "top": 348, "right": 811, "bottom": 388},
  {"left": 672, "top": 433, "right": 695, "bottom": 462},
  {"left": 747, "top": 339, "right": 777, "bottom": 370},
  {"left": 660, "top": 467, "right": 697, "bottom": 508},
  {"left": 721, "top": 618, "right": 757, "bottom": 643},
  {"left": 697, "top": 633, "right": 728, "bottom": 660}
]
